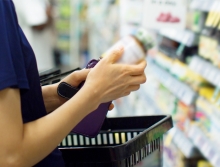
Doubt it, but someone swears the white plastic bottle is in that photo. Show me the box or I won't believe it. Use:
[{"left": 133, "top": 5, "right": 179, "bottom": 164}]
[{"left": 102, "top": 28, "right": 154, "bottom": 64}]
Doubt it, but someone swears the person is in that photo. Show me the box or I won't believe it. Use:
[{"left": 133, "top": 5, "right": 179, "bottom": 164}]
[
  {"left": 0, "top": 0, "right": 147, "bottom": 167},
  {"left": 13, "top": 0, "right": 56, "bottom": 72}
]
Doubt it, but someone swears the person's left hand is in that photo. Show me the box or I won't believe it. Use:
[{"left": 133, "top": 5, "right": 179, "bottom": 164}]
[
  {"left": 59, "top": 69, "right": 114, "bottom": 111},
  {"left": 60, "top": 68, "right": 90, "bottom": 89}
]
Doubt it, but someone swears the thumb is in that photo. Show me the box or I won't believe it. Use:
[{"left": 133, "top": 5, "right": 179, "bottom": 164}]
[
  {"left": 103, "top": 44, "right": 124, "bottom": 63},
  {"left": 73, "top": 69, "right": 90, "bottom": 83},
  {"left": 62, "top": 69, "right": 90, "bottom": 87}
]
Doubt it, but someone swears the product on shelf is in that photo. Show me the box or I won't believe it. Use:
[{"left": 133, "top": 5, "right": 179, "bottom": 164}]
[
  {"left": 55, "top": 0, "right": 71, "bottom": 53},
  {"left": 197, "top": 160, "right": 213, "bottom": 167},
  {"left": 188, "top": 121, "right": 220, "bottom": 167},
  {"left": 205, "top": 1, "right": 220, "bottom": 28},
  {"left": 199, "top": 35, "right": 219, "bottom": 66}
]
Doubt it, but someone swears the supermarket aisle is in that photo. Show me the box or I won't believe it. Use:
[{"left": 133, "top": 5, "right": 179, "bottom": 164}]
[
  {"left": 54, "top": 0, "right": 220, "bottom": 166},
  {"left": 88, "top": 0, "right": 220, "bottom": 167},
  {"left": 12, "top": 0, "right": 220, "bottom": 166}
]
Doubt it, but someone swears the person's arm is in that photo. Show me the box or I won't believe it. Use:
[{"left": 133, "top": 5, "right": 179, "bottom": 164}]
[
  {"left": 0, "top": 47, "right": 147, "bottom": 167},
  {"left": 0, "top": 86, "right": 99, "bottom": 167},
  {"left": 41, "top": 84, "right": 62, "bottom": 113},
  {"left": 42, "top": 67, "right": 117, "bottom": 114},
  {"left": 42, "top": 69, "right": 90, "bottom": 113}
]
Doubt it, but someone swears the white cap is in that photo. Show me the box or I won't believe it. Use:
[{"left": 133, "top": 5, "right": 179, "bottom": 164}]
[{"left": 133, "top": 28, "right": 154, "bottom": 51}]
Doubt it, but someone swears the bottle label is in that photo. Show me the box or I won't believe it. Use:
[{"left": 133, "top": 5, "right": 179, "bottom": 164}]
[{"left": 106, "top": 36, "right": 146, "bottom": 64}]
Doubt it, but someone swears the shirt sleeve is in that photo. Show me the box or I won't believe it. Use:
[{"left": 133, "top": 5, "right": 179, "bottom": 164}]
[
  {"left": 0, "top": 0, "right": 29, "bottom": 91},
  {"left": 21, "top": 0, "right": 47, "bottom": 26}
]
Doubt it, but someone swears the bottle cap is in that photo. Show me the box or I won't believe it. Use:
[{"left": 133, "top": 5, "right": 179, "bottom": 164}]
[{"left": 133, "top": 28, "right": 154, "bottom": 52}]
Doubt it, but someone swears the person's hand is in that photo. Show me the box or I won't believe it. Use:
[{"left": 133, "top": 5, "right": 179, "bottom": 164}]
[
  {"left": 59, "top": 69, "right": 115, "bottom": 111},
  {"left": 60, "top": 69, "right": 90, "bottom": 89},
  {"left": 82, "top": 46, "right": 147, "bottom": 105}
]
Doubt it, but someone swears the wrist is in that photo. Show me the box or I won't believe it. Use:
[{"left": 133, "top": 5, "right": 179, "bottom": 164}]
[
  {"left": 42, "top": 84, "right": 61, "bottom": 113},
  {"left": 77, "top": 85, "right": 101, "bottom": 112},
  {"left": 54, "top": 83, "right": 68, "bottom": 106}
]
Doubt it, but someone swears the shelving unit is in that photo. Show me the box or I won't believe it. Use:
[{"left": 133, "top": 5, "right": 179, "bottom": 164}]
[
  {"left": 188, "top": 124, "right": 220, "bottom": 167},
  {"left": 55, "top": 0, "right": 90, "bottom": 68},
  {"left": 140, "top": 86, "right": 199, "bottom": 158},
  {"left": 159, "top": 29, "right": 198, "bottom": 47},
  {"left": 196, "top": 96, "right": 220, "bottom": 133},
  {"left": 189, "top": 56, "right": 220, "bottom": 87},
  {"left": 149, "top": 0, "right": 220, "bottom": 165},
  {"left": 149, "top": 59, "right": 197, "bottom": 106},
  {"left": 190, "top": 0, "right": 214, "bottom": 12}
]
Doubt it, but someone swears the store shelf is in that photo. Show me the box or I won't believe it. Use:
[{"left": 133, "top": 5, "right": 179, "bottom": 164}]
[
  {"left": 149, "top": 61, "right": 197, "bottom": 106},
  {"left": 172, "top": 127, "right": 200, "bottom": 158},
  {"left": 189, "top": 56, "right": 220, "bottom": 87},
  {"left": 196, "top": 96, "right": 220, "bottom": 131},
  {"left": 163, "top": 148, "right": 175, "bottom": 167},
  {"left": 188, "top": 124, "right": 220, "bottom": 167},
  {"left": 190, "top": 0, "right": 214, "bottom": 12},
  {"left": 159, "top": 29, "right": 198, "bottom": 47},
  {"left": 138, "top": 87, "right": 163, "bottom": 115},
  {"left": 139, "top": 86, "right": 199, "bottom": 159}
]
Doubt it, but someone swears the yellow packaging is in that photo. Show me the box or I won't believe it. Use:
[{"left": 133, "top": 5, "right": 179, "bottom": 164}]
[
  {"left": 211, "top": 2, "right": 220, "bottom": 28},
  {"left": 197, "top": 160, "right": 213, "bottom": 167},
  {"left": 206, "top": 2, "right": 219, "bottom": 27}
]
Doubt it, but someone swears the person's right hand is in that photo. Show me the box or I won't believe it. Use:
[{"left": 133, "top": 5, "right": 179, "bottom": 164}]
[{"left": 82, "top": 46, "right": 147, "bottom": 105}]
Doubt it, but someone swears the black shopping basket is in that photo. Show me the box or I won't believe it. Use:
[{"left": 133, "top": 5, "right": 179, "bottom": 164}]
[
  {"left": 40, "top": 68, "right": 173, "bottom": 167},
  {"left": 39, "top": 67, "right": 81, "bottom": 86}
]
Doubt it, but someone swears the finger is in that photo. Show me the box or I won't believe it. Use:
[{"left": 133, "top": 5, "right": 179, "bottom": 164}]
[
  {"left": 128, "top": 74, "right": 147, "bottom": 85},
  {"left": 119, "top": 92, "right": 131, "bottom": 98},
  {"left": 126, "top": 85, "right": 141, "bottom": 92},
  {"left": 64, "top": 69, "right": 90, "bottom": 87},
  {"left": 104, "top": 44, "right": 124, "bottom": 63},
  {"left": 73, "top": 69, "right": 90, "bottom": 82},
  {"left": 108, "top": 103, "right": 114, "bottom": 111},
  {"left": 123, "top": 60, "right": 147, "bottom": 76}
]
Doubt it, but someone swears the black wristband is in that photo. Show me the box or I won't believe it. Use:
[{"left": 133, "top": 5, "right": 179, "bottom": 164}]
[{"left": 57, "top": 82, "right": 79, "bottom": 99}]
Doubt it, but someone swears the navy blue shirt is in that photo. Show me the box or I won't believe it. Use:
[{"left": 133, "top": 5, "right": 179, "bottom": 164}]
[{"left": 0, "top": 0, "right": 65, "bottom": 166}]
